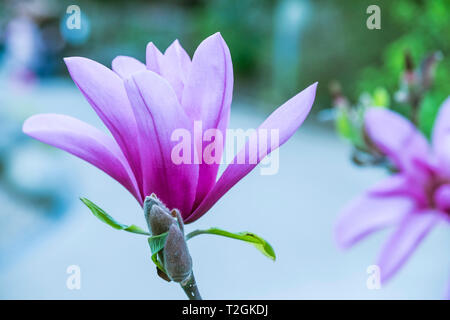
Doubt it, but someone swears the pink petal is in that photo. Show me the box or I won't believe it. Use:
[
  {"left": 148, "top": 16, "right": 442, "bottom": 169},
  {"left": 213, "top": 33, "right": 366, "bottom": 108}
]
[
  {"left": 112, "top": 56, "right": 146, "bottom": 79},
  {"left": 377, "top": 210, "right": 441, "bottom": 283},
  {"left": 185, "top": 82, "right": 317, "bottom": 223},
  {"left": 23, "top": 114, "right": 141, "bottom": 203},
  {"left": 434, "top": 184, "right": 450, "bottom": 220},
  {"left": 432, "top": 97, "right": 450, "bottom": 173},
  {"left": 64, "top": 57, "right": 143, "bottom": 198},
  {"left": 368, "top": 174, "right": 411, "bottom": 196},
  {"left": 146, "top": 42, "right": 164, "bottom": 74},
  {"left": 364, "top": 108, "right": 429, "bottom": 173},
  {"left": 181, "top": 32, "right": 234, "bottom": 210},
  {"left": 335, "top": 193, "right": 415, "bottom": 249},
  {"left": 124, "top": 70, "right": 198, "bottom": 217},
  {"left": 145, "top": 40, "right": 191, "bottom": 101},
  {"left": 368, "top": 173, "right": 426, "bottom": 205},
  {"left": 160, "top": 40, "right": 191, "bottom": 101}
]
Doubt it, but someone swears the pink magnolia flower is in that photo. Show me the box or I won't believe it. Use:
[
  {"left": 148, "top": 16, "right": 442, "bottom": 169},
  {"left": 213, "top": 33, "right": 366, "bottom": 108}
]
[
  {"left": 335, "top": 98, "right": 450, "bottom": 291},
  {"left": 23, "top": 33, "right": 317, "bottom": 223}
]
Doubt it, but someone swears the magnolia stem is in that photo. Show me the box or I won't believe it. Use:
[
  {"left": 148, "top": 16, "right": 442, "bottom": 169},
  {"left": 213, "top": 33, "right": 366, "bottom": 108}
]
[{"left": 180, "top": 272, "right": 202, "bottom": 300}]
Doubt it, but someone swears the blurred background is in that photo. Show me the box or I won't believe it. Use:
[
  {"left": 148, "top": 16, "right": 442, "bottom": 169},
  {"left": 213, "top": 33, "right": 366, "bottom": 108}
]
[{"left": 0, "top": 0, "right": 448, "bottom": 299}]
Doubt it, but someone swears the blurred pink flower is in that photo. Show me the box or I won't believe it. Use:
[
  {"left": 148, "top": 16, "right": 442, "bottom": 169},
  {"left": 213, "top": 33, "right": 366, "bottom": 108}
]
[
  {"left": 336, "top": 98, "right": 450, "bottom": 293},
  {"left": 23, "top": 33, "right": 317, "bottom": 223}
]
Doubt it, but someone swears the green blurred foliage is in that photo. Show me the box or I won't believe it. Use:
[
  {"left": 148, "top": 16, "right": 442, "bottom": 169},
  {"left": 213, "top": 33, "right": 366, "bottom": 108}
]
[
  {"left": 336, "top": 107, "right": 364, "bottom": 147},
  {"left": 0, "top": 0, "right": 448, "bottom": 115},
  {"left": 357, "top": 0, "right": 450, "bottom": 137},
  {"left": 330, "top": 0, "right": 449, "bottom": 169}
]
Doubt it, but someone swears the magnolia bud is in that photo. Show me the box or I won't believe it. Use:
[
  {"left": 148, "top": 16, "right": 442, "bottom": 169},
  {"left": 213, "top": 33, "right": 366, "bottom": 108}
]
[
  {"left": 145, "top": 202, "right": 173, "bottom": 236},
  {"left": 163, "top": 224, "right": 193, "bottom": 282},
  {"left": 171, "top": 208, "right": 185, "bottom": 234},
  {"left": 143, "top": 194, "right": 193, "bottom": 283}
]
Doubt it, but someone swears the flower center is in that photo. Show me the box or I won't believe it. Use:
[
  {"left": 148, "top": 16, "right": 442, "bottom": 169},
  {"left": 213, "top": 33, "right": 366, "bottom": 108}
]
[{"left": 425, "top": 177, "right": 450, "bottom": 215}]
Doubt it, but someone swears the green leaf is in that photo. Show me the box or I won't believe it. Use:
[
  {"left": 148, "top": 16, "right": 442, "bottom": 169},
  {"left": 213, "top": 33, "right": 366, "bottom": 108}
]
[
  {"left": 148, "top": 232, "right": 169, "bottom": 272},
  {"left": 80, "top": 197, "right": 150, "bottom": 236},
  {"left": 122, "top": 224, "right": 151, "bottom": 235},
  {"left": 335, "top": 108, "right": 353, "bottom": 139},
  {"left": 372, "top": 87, "right": 390, "bottom": 107},
  {"left": 186, "top": 227, "right": 276, "bottom": 261},
  {"left": 335, "top": 108, "right": 364, "bottom": 148}
]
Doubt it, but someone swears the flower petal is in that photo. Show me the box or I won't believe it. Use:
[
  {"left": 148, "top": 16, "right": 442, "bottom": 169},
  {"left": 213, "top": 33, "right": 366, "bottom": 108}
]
[
  {"left": 64, "top": 57, "right": 143, "bottom": 198},
  {"left": 160, "top": 40, "right": 191, "bottom": 100},
  {"left": 124, "top": 70, "right": 198, "bottom": 217},
  {"left": 185, "top": 82, "right": 317, "bottom": 223},
  {"left": 368, "top": 173, "right": 426, "bottom": 205},
  {"left": 434, "top": 184, "right": 450, "bottom": 220},
  {"left": 364, "top": 108, "right": 429, "bottom": 173},
  {"left": 181, "top": 32, "right": 234, "bottom": 210},
  {"left": 182, "top": 32, "right": 233, "bottom": 127},
  {"left": 146, "top": 42, "right": 164, "bottom": 73},
  {"left": 377, "top": 210, "right": 442, "bottom": 283},
  {"left": 23, "top": 114, "right": 141, "bottom": 203},
  {"left": 112, "top": 56, "right": 146, "bottom": 79},
  {"left": 335, "top": 193, "right": 415, "bottom": 249},
  {"left": 432, "top": 97, "right": 450, "bottom": 173}
]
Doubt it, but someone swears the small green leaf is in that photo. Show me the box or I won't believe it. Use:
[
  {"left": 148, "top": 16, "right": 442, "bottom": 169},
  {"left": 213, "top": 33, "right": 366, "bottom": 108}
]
[
  {"left": 186, "top": 227, "right": 276, "bottom": 261},
  {"left": 123, "top": 224, "right": 151, "bottom": 235},
  {"left": 335, "top": 108, "right": 364, "bottom": 148},
  {"left": 372, "top": 87, "right": 390, "bottom": 107},
  {"left": 80, "top": 197, "right": 150, "bottom": 236},
  {"left": 148, "top": 232, "right": 169, "bottom": 272},
  {"left": 335, "top": 108, "right": 353, "bottom": 139}
]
